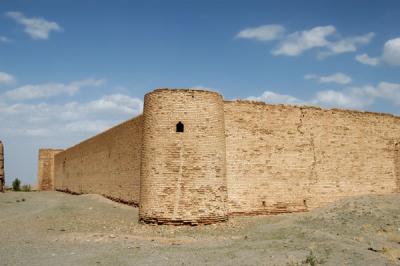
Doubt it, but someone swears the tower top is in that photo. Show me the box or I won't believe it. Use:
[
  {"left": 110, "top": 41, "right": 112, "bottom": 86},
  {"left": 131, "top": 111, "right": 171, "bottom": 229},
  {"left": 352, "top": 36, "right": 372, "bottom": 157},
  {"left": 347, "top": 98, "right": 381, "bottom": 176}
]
[{"left": 145, "top": 88, "right": 222, "bottom": 97}]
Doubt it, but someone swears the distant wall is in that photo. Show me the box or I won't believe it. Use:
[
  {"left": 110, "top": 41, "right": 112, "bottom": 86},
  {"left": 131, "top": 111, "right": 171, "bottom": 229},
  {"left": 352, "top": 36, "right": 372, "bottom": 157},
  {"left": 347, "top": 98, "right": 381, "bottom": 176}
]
[
  {"left": 224, "top": 101, "right": 400, "bottom": 215},
  {"left": 38, "top": 149, "right": 63, "bottom": 191},
  {"left": 54, "top": 116, "right": 143, "bottom": 205}
]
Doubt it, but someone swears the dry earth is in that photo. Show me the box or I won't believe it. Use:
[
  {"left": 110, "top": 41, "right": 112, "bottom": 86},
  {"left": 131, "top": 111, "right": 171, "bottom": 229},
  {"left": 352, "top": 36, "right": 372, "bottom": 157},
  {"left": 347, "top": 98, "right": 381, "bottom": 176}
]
[{"left": 0, "top": 191, "right": 400, "bottom": 266}]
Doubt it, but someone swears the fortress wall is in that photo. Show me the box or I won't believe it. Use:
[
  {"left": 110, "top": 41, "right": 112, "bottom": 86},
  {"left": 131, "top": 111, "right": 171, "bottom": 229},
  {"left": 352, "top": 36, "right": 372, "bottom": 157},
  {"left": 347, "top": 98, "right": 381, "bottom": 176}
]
[
  {"left": 54, "top": 115, "right": 143, "bottom": 205},
  {"left": 224, "top": 101, "right": 400, "bottom": 215},
  {"left": 302, "top": 107, "right": 400, "bottom": 207},
  {"left": 140, "top": 89, "right": 228, "bottom": 224},
  {"left": 38, "top": 149, "right": 63, "bottom": 190}
]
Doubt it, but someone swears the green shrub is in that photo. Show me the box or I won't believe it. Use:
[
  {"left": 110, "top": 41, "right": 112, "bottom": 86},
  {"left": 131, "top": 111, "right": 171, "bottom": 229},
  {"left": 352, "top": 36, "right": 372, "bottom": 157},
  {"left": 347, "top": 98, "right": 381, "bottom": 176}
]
[
  {"left": 21, "top": 184, "right": 31, "bottom": 192},
  {"left": 12, "top": 178, "right": 21, "bottom": 191}
]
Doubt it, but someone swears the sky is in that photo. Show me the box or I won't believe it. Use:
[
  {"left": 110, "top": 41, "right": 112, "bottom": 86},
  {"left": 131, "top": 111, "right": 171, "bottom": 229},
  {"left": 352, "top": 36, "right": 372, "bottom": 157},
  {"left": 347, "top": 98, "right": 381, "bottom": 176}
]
[{"left": 0, "top": 0, "right": 399, "bottom": 185}]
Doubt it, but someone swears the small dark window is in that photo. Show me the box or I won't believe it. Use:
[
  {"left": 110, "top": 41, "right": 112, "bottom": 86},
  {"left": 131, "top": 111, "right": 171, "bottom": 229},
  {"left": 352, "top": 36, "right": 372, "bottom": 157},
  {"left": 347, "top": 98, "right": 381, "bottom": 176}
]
[{"left": 176, "top": 122, "right": 184, "bottom": 133}]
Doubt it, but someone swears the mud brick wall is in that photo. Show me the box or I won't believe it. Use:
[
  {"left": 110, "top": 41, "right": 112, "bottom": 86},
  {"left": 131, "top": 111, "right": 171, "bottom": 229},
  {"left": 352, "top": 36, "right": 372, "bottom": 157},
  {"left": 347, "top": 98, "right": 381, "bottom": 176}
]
[
  {"left": 139, "top": 89, "right": 228, "bottom": 225},
  {"left": 38, "top": 149, "right": 63, "bottom": 190},
  {"left": 49, "top": 88, "right": 400, "bottom": 224},
  {"left": 0, "top": 141, "right": 4, "bottom": 192},
  {"left": 224, "top": 101, "right": 400, "bottom": 215},
  {"left": 54, "top": 116, "right": 143, "bottom": 205}
]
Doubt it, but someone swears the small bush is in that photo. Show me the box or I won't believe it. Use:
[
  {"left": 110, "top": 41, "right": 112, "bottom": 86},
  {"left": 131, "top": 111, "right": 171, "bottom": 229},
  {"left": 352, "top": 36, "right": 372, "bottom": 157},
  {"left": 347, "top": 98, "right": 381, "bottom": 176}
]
[
  {"left": 21, "top": 184, "right": 31, "bottom": 192},
  {"left": 303, "top": 251, "right": 324, "bottom": 266},
  {"left": 12, "top": 178, "right": 21, "bottom": 191}
]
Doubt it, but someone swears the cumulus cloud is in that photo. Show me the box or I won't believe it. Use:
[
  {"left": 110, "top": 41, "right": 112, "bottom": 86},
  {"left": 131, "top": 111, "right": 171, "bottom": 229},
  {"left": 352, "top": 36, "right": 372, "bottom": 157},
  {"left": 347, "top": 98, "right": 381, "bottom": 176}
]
[
  {"left": 236, "top": 24, "right": 286, "bottom": 42},
  {"left": 247, "top": 91, "right": 302, "bottom": 104},
  {"left": 272, "top": 26, "right": 336, "bottom": 56},
  {"left": 355, "top": 37, "right": 400, "bottom": 66},
  {"left": 355, "top": 54, "right": 380, "bottom": 66},
  {"left": 315, "top": 82, "right": 400, "bottom": 108},
  {"left": 5, "top": 78, "right": 105, "bottom": 100},
  {"left": 237, "top": 24, "right": 374, "bottom": 58},
  {"left": 304, "top": 73, "right": 352, "bottom": 84},
  {"left": 0, "top": 93, "right": 143, "bottom": 137},
  {"left": 6, "top": 11, "right": 62, "bottom": 40},
  {"left": 0, "top": 72, "right": 16, "bottom": 85},
  {"left": 318, "top": 32, "right": 375, "bottom": 58},
  {"left": 382, "top": 37, "right": 400, "bottom": 65},
  {"left": 314, "top": 88, "right": 373, "bottom": 108},
  {"left": 247, "top": 81, "right": 400, "bottom": 110}
]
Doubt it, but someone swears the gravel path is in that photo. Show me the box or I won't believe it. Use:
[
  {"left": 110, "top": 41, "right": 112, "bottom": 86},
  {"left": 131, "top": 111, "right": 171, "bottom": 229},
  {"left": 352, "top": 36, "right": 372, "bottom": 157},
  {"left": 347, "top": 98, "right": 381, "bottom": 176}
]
[{"left": 1, "top": 191, "right": 399, "bottom": 265}]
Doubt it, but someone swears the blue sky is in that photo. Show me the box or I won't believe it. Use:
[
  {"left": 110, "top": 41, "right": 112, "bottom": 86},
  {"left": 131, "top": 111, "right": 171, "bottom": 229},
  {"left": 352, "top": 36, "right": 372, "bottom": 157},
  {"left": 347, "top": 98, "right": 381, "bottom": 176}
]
[{"left": 0, "top": 0, "right": 399, "bottom": 185}]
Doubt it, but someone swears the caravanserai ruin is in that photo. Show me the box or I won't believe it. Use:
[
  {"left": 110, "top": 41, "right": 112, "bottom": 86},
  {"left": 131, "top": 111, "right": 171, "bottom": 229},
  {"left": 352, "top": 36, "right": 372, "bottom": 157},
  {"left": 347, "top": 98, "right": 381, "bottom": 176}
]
[{"left": 38, "top": 88, "right": 400, "bottom": 225}]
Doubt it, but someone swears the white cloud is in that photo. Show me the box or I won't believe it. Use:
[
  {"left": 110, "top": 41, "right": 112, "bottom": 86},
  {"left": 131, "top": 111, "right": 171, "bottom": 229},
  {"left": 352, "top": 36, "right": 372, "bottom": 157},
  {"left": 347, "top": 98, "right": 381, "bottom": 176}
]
[
  {"left": 236, "top": 24, "right": 286, "bottom": 42},
  {"left": 272, "top": 26, "right": 336, "bottom": 56},
  {"left": 0, "top": 36, "right": 11, "bottom": 43},
  {"left": 355, "top": 54, "right": 380, "bottom": 66},
  {"left": 6, "top": 11, "right": 62, "bottom": 40},
  {"left": 81, "top": 94, "right": 143, "bottom": 117},
  {"left": 0, "top": 93, "right": 143, "bottom": 137},
  {"left": 382, "top": 37, "right": 400, "bottom": 66},
  {"left": 5, "top": 78, "right": 105, "bottom": 100},
  {"left": 237, "top": 24, "right": 374, "bottom": 58},
  {"left": 376, "top": 81, "right": 400, "bottom": 105},
  {"left": 305, "top": 73, "right": 352, "bottom": 84},
  {"left": 318, "top": 32, "right": 375, "bottom": 58},
  {"left": 0, "top": 72, "right": 16, "bottom": 85},
  {"left": 247, "top": 81, "right": 400, "bottom": 110},
  {"left": 314, "top": 89, "right": 373, "bottom": 108},
  {"left": 247, "top": 91, "right": 302, "bottom": 104},
  {"left": 355, "top": 37, "right": 400, "bottom": 66},
  {"left": 316, "top": 82, "right": 400, "bottom": 108}
]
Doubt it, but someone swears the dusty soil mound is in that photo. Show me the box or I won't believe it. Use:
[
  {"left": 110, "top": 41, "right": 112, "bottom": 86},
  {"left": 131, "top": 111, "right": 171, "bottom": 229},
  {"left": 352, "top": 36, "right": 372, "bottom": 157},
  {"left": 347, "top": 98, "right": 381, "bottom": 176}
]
[{"left": 0, "top": 191, "right": 399, "bottom": 265}]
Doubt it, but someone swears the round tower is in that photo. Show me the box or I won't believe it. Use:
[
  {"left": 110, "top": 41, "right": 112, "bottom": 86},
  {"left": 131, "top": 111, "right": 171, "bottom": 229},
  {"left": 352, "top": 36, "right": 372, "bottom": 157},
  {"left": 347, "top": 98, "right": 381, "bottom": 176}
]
[
  {"left": 0, "top": 141, "right": 4, "bottom": 192},
  {"left": 139, "top": 89, "right": 228, "bottom": 225}
]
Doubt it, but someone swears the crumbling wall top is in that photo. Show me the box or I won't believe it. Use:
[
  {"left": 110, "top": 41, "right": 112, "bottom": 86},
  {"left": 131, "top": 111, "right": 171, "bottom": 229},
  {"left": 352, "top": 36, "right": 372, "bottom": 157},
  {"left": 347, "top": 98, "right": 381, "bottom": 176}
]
[
  {"left": 146, "top": 88, "right": 222, "bottom": 98},
  {"left": 224, "top": 99, "right": 400, "bottom": 119}
]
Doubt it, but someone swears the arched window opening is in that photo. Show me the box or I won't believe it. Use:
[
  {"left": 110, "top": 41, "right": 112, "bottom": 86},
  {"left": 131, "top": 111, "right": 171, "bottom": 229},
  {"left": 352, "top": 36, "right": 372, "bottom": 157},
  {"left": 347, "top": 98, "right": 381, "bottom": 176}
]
[{"left": 176, "top": 122, "right": 184, "bottom": 133}]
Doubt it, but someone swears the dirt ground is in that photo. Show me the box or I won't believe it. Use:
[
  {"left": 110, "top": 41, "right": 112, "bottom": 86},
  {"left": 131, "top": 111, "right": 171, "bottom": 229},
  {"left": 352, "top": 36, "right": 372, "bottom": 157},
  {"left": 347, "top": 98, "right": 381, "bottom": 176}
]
[{"left": 0, "top": 191, "right": 399, "bottom": 266}]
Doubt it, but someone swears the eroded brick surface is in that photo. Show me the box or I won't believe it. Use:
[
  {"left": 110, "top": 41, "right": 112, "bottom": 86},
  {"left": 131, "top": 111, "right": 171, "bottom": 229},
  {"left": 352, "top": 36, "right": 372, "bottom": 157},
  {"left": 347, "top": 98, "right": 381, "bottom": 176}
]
[
  {"left": 54, "top": 116, "right": 143, "bottom": 206},
  {"left": 38, "top": 149, "right": 63, "bottom": 191},
  {"left": 139, "top": 89, "right": 228, "bottom": 225},
  {"left": 225, "top": 101, "right": 400, "bottom": 215}
]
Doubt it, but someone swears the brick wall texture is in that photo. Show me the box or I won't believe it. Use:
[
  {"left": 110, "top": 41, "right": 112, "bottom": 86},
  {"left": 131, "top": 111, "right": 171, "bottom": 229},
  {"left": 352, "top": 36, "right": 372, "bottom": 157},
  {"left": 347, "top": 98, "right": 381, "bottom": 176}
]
[
  {"left": 38, "top": 149, "right": 63, "bottom": 191},
  {"left": 49, "top": 89, "right": 400, "bottom": 224},
  {"left": 224, "top": 101, "right": 400, "bottom": 215},
  {"left": 139, "top": 89, "right": 228, "bottom": 225},
  {"left": 54, "top": 116, "right": 143, "bottom": 205},
  {"left": 0, "top": 141, "right": 4, "bottom": 192}
]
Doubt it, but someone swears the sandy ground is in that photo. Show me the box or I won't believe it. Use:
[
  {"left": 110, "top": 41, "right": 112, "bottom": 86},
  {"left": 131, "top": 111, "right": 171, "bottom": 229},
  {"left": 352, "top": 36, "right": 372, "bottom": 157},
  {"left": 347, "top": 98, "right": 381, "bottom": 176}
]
[{"left": 0, "top": 191, "right": 400, "bottom": 266}]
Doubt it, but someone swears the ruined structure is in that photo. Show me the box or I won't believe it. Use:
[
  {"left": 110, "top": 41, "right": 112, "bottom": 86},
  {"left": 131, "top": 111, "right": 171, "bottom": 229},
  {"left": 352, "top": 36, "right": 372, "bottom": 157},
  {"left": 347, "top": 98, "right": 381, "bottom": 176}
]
[
  {"left": 37, "top": 149, "right": 64, "bottom": 191},
  {"left": 38, "top": 88, "right": 400, "bottom": 225},
  {"left": 0, "top": 141, "right": 4, "bottom": 192}
]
